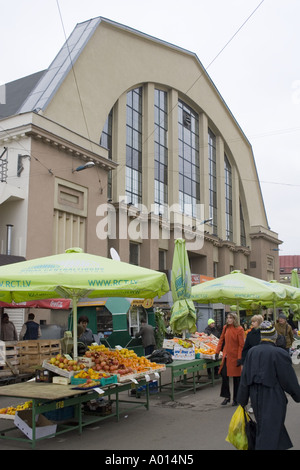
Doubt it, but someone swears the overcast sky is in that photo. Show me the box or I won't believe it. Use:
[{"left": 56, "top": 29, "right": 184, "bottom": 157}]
[{"left": 1, "top": 0, "right": 300, "bottom": 256}]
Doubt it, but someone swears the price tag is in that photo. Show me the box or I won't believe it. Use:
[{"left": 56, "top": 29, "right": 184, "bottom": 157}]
[
  {"left": 130, "top": 378, "right": 138, "bottom": 384},
  {"left": 94, "top": 387, "right": 105, "bottom": 395},
  {"left": 144, "top": 374, "right": 150, "bottom": 382}
]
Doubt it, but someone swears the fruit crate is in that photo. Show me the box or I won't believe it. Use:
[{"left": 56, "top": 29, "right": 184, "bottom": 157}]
[
  {"left": 38, "top": 340, "right": 61, "bottom": 355},
  {"left": 18, "top": 341, "right": 39, "bottom": 355},
  {"left": 19, "top": 354, "right": 44, "bottom": 373},
  {"left": 42, "top": 360, "right": 75, "bottom": 378},
  {"left": 78, "top": 356, "right": 94, "bottom": 367},
  {"left": 70, "top": 374, "right": 118, "bottom": 386},
  {"left": 43, "top": 405, "right": 75, "bottom": 422},
  {"left": 136, "top": 380, "right": 158, "bottom": 396}
]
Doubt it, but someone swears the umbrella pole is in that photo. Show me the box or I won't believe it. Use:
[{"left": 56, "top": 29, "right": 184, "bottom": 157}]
[{"left": 73, "top": 296, "right": 78, "bottom": 360}]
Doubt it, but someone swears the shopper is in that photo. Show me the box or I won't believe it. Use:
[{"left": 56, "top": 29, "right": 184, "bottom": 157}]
[
  {"left": 19, "top": 313, "right": 41, "bottom": 340},
  {"left": 215, "top": 313, "right": 245, "bottom": 406},
  {"left": 237, "top": 321, "right": 300, "bottom": 450},
  {"left": 1, "top": 313, "right": 18, "bottom": 341},
  {"left": 205, "top": 318, "right": 220, "bottom": 380},
  {"left": 287, "top": 312, "right": 298, "bottom": 337},
  {"left": 135, "top": 320, "right": 156, "bottom": 356},
  {"left": 78, "top": 315, "right": 95, "bottom": 346},
  {"left": 275, "top": 313, "right": 294, "bottom": 352},
  {"left": 241, "top": 314, "right": 263, "bottom": 364}
]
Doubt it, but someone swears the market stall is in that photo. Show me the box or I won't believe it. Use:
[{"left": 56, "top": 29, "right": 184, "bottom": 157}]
[
  {"left": 0, "top": 379, "right": 153, "bottom": 448},
  {"left": 159, "top": 358, "right": 221, "bottom": 401},
  {"left": 158, "top": 334, "right": 221, "bottom": 400},
  {"left": 0, "top": 345, "right": 165, "bottom": 448}
]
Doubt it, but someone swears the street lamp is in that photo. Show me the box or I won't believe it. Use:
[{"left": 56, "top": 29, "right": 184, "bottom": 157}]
[
  {"left": 200, "top": 218, "right": 213, "bottom": 225},
  {"left": 72, "top": 161, "right": 95, "bottom": 172}
]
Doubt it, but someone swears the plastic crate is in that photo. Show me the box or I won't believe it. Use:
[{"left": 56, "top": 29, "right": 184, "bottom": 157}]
[
  {"left": 43, "top": 405, "right": 74, "bottom": 422},
  {"left": 70, "top": 375, "right": 118, "bottom": 386},
  {"left": 137, "top": 380, "right": 158, "bottom": 395}
]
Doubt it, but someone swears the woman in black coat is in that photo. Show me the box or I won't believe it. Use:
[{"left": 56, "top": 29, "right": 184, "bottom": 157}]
[
  {"left": 237, "top": 321, "right": 300, "bottom": 450},
  {"left": 241, "top": 314, "right": 263, "bottom": 365}
]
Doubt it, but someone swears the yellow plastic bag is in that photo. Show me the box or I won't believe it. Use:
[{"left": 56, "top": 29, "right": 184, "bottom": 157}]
[{"left": 226, "top": 405, "right": 248, "bottom": 450}]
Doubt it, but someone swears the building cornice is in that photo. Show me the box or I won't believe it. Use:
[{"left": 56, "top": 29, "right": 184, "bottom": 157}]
[
  {"left": 0, "top": 115, "right": 118, "bottom": 172},
  {"left": 26, "top": 125, "right": 117, "bottom": 172},
  {"left": 249, "top": 230, "right": 282, "bottom": 246}
]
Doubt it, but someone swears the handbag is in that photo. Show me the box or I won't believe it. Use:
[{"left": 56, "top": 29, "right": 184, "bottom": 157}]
[{"left": 243, "top": 408, "right": 257, "bottom": 450}]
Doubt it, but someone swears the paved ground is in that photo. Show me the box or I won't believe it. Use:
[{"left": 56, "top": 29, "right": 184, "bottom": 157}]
[{"left": 0, "top": 365, "right": 299, "bottom": 452}]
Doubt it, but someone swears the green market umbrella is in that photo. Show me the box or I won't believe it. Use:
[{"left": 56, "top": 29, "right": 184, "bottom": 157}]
[
  {"left": 290, "top": 269, "right": 300, "bottom": 320},
  {"left": 0, "top": 247, "right": 169, "bottom": 358},
  {"left": 170, "top": 239, "right": 197, "bottom": 336},
  {"left": 191, "top": 270, "right": 287, "bottom": 319}
]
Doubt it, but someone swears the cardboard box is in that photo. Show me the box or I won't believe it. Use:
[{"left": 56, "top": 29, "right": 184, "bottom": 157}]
[
  {"left": 14, "top": 410, "right": 57, "bottom": 440},
  {"left": 52, "top": 376, "right": 70, "bottom": 385},
  {"left": 173, "top": 345, "right": 195, "bottom": 360}
]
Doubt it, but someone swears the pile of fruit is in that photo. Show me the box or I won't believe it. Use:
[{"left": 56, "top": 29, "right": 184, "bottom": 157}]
[
  {"left": 84, "top": 345, "right": 161, "bottom": 376},
  {"left": 74, "top": 368, "right": 111, "bottom": 381},
  {"left": 177, "top": 339, "right": 194, "bottom": 349},
  {"left": 48, "top": 354, "right": 85, "bottom": 372},
  {"left": 195, "top": 347, "right": 216, "bottom": 356},
  {"left": 73, "top": 379, "right": 102, "bottom": 389},
  {"left": 43, "top": 346, "right": 164, "bottom": 384},
  {"left": 0, "top": 400, "right": 32, "bottom": 416}
]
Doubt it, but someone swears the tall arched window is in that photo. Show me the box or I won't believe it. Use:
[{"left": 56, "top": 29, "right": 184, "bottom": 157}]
[
  {"left": 126, "top": 87, "right": 143, "bottom": 206},
  {"left": 208, "top": 129, "right": 217, "bottom": 235},
  {"left": 100, "top": 109, "right": 113, "bottom": 199},
  {"left": 178, "top": 100, "right": 200, "bottom": 217},
  {"left": 224, "top": 154, "right": 233, "bottom": 241},
  {"left": 154, "top": 89, "right": 168, "bottom": 214}
]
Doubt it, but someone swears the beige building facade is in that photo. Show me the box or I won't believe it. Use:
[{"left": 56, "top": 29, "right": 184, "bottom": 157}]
[{"left": 0, "top": 17, "right": 281, "bottom": 285}]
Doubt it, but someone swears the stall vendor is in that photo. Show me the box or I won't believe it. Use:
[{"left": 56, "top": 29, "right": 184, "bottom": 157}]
[{"left": 78, "top": 315, "right": 95, "bottom": 345}]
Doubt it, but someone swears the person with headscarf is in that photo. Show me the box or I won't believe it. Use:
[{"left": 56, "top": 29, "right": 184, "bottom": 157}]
[{"left": 237, "top": 321, "right": 300, "bottom": 450}]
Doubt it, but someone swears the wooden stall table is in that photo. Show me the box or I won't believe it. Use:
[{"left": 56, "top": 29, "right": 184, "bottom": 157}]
[
  {"left": 0, "top": 377, "right": 153, "bottom": 448},
  {"left": 159, "top": 358, "right": 221, "bottom": 401}
]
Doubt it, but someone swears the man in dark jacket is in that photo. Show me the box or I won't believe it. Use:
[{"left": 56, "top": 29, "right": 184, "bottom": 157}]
[
  {"left": 19, "top": 313, "right": 41, "bottom": 340},
  {"left": 135, "top": 320, "right": 156, "bottom": 356},
  {"left": 237, "top": 321, "right": 300, "bottom": 450}
]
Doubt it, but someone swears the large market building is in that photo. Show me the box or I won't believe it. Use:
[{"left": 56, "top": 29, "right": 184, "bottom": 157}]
[{"left": 0, "top": 17, "right": 282, "bottom": 338}]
